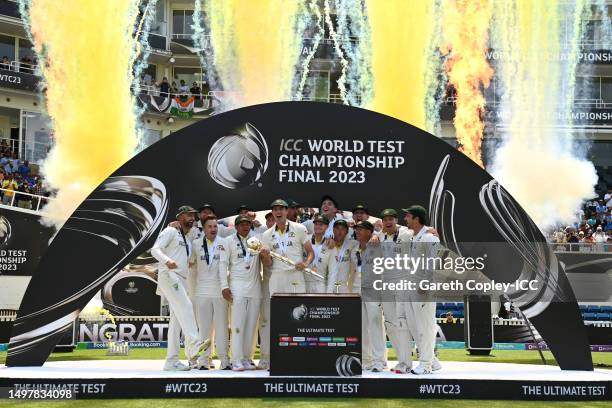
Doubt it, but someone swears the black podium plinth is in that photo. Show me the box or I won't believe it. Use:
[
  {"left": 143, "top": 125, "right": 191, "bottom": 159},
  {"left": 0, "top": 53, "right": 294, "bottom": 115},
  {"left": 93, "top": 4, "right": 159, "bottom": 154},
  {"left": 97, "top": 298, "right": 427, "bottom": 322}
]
[{"left": 270, "top": 293, "right": 362, "bottom": 377}]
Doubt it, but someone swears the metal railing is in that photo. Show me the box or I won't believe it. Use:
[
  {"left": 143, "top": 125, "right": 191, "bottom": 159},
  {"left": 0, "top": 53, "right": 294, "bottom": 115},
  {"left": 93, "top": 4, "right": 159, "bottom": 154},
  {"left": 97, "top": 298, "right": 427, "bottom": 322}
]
[
  {"left": 0, "top": 60, "right": 38, "bottom": 74},
  {"left": 0, "top": 185, "right": 51, "bottom": 212},
  {"left": 137, "top": 83, "right": 213, "bottom": 102},
  {"left": 551, "top": 242, "right": 612, "bottom": 253}
]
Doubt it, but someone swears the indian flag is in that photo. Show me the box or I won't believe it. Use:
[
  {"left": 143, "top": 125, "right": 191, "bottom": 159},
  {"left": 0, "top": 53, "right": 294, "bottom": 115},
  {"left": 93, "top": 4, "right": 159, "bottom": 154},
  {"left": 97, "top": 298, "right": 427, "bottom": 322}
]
[{"left": 170, "top": 96, "right": 195, "bottom": 118}]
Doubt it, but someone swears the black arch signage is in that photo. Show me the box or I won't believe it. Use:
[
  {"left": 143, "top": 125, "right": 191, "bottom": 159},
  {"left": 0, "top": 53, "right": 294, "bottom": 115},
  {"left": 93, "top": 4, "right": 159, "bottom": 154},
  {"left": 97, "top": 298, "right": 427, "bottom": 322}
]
[{"left": 7, "top": 102, "right": 592, "bottom": 370}]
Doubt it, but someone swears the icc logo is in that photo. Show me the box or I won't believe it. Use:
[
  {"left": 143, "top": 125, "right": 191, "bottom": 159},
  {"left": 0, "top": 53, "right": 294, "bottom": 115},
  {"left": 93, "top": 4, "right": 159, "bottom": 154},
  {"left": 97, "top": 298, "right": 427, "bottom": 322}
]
[
  {"left": 207, "top": 122, "right": 269, "bottom": 189},
  {"left": 291, "top": 304, "right": 308, "bottom": 321}
]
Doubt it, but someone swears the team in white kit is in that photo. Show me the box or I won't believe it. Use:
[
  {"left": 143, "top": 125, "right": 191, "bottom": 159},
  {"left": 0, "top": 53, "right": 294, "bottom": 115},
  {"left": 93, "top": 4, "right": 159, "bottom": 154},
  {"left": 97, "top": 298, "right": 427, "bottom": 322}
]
[{"left": 150, "top": 196, "right": 441, "bottom": 374}]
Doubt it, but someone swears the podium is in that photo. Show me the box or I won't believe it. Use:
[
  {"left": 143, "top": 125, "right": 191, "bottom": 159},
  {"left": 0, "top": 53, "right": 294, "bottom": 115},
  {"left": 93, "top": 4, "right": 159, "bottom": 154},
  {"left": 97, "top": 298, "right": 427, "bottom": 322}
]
[{"left": 270, "top": 293, "right": 362, "bottom": 376}]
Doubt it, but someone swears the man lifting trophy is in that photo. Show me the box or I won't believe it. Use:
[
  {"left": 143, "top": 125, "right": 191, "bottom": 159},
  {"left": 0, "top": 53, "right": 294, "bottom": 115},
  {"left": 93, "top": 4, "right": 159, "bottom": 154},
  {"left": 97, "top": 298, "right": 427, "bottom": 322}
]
[{"left": 258, "top": 199, "right": 318, "bottom": 294}]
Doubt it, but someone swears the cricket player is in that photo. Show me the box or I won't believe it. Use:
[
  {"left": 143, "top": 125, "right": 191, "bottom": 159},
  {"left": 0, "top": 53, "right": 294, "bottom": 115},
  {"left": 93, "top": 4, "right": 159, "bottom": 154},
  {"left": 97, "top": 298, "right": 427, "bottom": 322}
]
[
  {"left": 264, "top": 212, "right": 274, "bottom": 229},
  {"left": 260, "top": 199, "right": 315, "bottom": 294},
  {"left": 236, "top": 204, "right": 267, "bottom": 236},
  {"left": 306, "top": 214, "right": 332, "bottom": 293},
  {"left": 151, "top": 205, "right": 208, "bottom": 371},
  {"left": 220, "top": 215, "right": 263, "bottom": 371},
  {"left": 350, "top": 205, "right": 370, "bottom": 240},
  {"left": 402, "top": 205, "right": 441, "bottom": 375},
  {"left": 325, "top": 219, "right": 359, "bottom": 294},
  {"left": 257, "top": 240, "right": 272, "bottom": 371},
  {"left": 377, "top": 208, "right": 414, "bottom": 374},
  {"left": 196, "top": 204, "right": 234, "bottom": 238},
  {"left": 188, "top": 215, "right": 230, "bottom": 370},
  {"left": 303, "top": 195, "right": 345, "bottom": 238},
  {"left": 286, "top": 199, "right": 300, "bottom": 222},
  {"left": 354, "top": 220, "right": 386, "bottom": 372}
]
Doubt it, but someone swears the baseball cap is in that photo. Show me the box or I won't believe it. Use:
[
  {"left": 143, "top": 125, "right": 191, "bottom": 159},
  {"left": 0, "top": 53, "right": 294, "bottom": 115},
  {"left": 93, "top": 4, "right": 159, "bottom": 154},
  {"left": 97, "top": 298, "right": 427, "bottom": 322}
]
[
  {"left": 354, "top": 220, "right": 374, "bottom": 232},
  {"left": 176, "top": 205, "right": 197, "bottom": 219},
  {"left": 286, "top": 199, "right": 300, "bottom": 208},
  {"left": 198, "top": 203, "right": 215, "bottom": 213},
  {"left": 333, "top": 219, "right": 349, "bottom": 229},
  {"left": 380, "top": 208, "right": 398, "bottom": 218},
  {"left": 234, "top": 215, "right": 253, "bottom": 225},
  {"left": 236, "top": 204, "right": 252, "bottom": 213},
  {"left": 270, "top": 199, "right": 288, "bottom": 208},
  {"left": 402, "top": 205, "right": 429, "bottom": 225},
  {"left": 312, "top": 214, "right": 330, "bottom": 225},
  {"left": 352, "top": 204, "right": 369, "bottom": 214}
]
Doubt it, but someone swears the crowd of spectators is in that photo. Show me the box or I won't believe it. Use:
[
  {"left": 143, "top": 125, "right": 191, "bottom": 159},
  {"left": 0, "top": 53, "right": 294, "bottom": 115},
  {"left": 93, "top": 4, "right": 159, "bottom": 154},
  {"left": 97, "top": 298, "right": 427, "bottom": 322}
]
[
  {"left": 550, "top": 193, "right": 612, "bottom": 251},
  {"left": 0, "top": 144, "right": 49, "bottom": 211},
  {"left": 140, "top": 74, "right": 209, "bottom": 100},
  {"left": 0, "top": 54, "right": 37, "bottom": 74}
]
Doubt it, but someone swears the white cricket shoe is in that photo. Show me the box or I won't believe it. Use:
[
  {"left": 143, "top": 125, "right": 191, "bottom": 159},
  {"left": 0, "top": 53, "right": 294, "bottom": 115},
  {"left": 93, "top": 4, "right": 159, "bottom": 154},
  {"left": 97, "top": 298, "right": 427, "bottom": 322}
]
[
  {"left": 256, "top": 360, "right": 270, "bottom": 370},
  {"left": 410, "top": 363, "right": 432, "bottom": 375},
  {"left": 432, "top": 359, "right": 442, "bottom": 371},
  {"left": 220, "top": 359, "right": 232, "bottom": 370},
  {"left": 242, "top": 360, "right": 257, "bottom": 370},
  {"left": 392, "top": 362, "right": 411, "bottom": 374},
  {"left": 163, "top": 361, "right": 191, "bottom": 371},
  {"left": 232, "top": 361, "right": 245, "bottom": 372},
  {"left": 370, "top": 362, "right": 384, "bottom": 373}
]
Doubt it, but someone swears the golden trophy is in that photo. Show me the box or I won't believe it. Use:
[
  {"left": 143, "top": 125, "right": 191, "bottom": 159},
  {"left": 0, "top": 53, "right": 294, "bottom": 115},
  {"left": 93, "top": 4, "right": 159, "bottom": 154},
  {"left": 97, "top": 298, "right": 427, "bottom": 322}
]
[{"left": 246, "top": 237, "right": 325, "bottom": 281}]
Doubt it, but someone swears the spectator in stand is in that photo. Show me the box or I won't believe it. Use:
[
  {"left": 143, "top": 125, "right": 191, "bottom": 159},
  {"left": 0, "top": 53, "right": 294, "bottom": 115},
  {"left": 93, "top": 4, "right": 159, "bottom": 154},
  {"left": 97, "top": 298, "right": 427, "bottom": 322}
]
[
  {"left": 445, "top": 311, "right": 455, "bottom": 324},
  {"left": 606, "top": 212, "right": 612, "bottom": 232},
  {"left": 2, "top": 174, "right": 18, "bottom": 205},
  {"left": 20, "top": 55, "right": 33, "bottom": 74},
  {"left": 9, "top": 153, "right": 19, "bottom": 175},
  {"left": 170, "top": 81, "right": 178, "bottom": 97},
  {"left": 31, "top": 177, "right": 45, "bottom": 210},
  {"left": 190, "top": 82, "right": 201, "bottom": 100},
  {"left": 593, "top": 226, "right": 607, "bottom": 244},
  {"left": 2, "top": 156, "right": 12, "bottom": 175},
  {"left": 566, "top": 227, "right": 579, "bottom": 251},
  {"left": 159, "top": 77, "right": 170, "bottom": 97},
  {"left": 178, "top": 79, "right": 189, "bottom": 94},
  {"left": 596, "top": 200, "right": 607, "bottom": 215},
  {"left": 17, "top": 160, "right": 30, "bottom": 179},
  {"left": 0, "top": 56, "right": 9, "bottom": 70},
  {"left": 16, "top": 181, "right": 32, "bottom": 209},
  {"left": 587, "top": 200, "right": 597, "bottom": 213},
  {"left": 0, "top": 140, "right": 9, "bottom": 155},
  {"left": 587, "top": 214, "right": 597, "bottom": 228}
]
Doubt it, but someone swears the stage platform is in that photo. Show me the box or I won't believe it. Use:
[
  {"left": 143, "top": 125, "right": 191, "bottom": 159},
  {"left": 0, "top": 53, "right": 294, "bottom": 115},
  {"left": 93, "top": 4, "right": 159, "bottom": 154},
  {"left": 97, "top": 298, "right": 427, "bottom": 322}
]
[{"left": 1, "top": 360, "right": 610, "bottom": 400}]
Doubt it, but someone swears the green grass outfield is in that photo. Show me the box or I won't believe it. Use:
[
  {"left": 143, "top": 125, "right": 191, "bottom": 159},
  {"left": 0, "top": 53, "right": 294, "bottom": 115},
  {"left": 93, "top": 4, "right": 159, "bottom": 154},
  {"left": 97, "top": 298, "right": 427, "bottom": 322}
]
[{"left": 1, "top": 349, "right": 610, "bottom": 407}]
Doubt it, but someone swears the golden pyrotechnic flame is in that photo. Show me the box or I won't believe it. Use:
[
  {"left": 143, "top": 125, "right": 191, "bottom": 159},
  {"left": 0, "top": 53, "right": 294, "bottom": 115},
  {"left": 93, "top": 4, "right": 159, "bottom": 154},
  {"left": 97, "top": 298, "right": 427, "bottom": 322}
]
[
  {"left": 364, "top": 0, "right": 439, "bottom": 131},
  {"left": 441, "top": 0, "right": 493, "bottom": 167},
  {"left": 204, "top": 0, "right": 305, "bottom": 109},
  {"left": 28, "top": 0, "right": 141, "bottom": 228}
]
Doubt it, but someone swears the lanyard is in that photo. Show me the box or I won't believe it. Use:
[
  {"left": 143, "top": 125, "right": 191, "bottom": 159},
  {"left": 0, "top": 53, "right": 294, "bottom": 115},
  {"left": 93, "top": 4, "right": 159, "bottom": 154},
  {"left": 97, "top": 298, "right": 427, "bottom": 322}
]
[
  {"left": 179, "top": 229, "right": 190, "bottom": 257},
  {"left": 274, "top": 223, "right": 290, "bottom": 255},
  {"left": 203, "top": 236, "right": 218, "bottom": 265},
  {"left": 311, "top": 235, "right": 323, "bottom": 264},
  {"left": 237, "top": 233, "right": 252, "bottom": 265},
  {"left": 384, "top": 229, "right": 399, "bottom": 243},
  {"left": 334, "top": 239, "right": 349, "bottom": 263}
]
